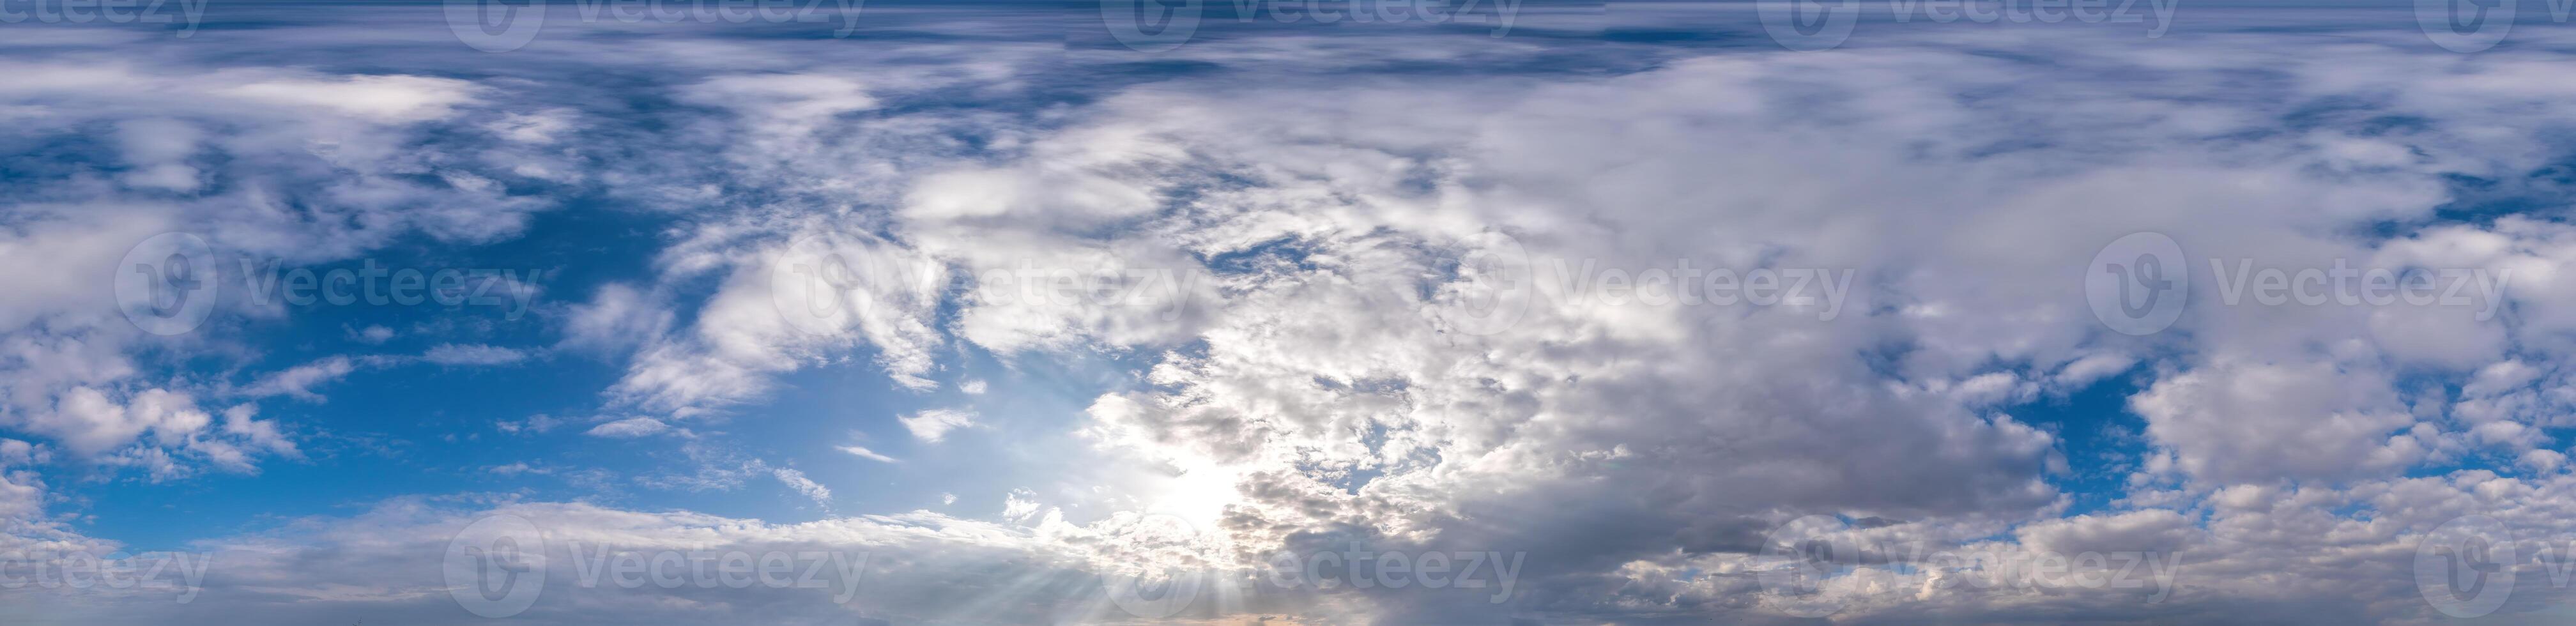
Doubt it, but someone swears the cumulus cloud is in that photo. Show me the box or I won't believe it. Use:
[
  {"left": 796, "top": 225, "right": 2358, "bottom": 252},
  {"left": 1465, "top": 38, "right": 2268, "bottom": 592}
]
[{"left": 19, "top": 5, "right": 2576, "bottom": 625}]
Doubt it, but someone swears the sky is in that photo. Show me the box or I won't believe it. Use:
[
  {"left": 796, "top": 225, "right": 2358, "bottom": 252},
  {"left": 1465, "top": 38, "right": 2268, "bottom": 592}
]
[{"left": 6, "top": 0, "right": 2576, "bottom": 623}]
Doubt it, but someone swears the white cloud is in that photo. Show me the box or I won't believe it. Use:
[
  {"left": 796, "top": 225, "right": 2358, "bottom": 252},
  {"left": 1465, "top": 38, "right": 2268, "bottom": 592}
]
[
  {"left": 19, "top": 11, "right": 2576, "bottom": 626},
  {"left": 237, "top": 357, "right": 358, "bottom": 402},
  {"left": 835, "top": 445, "right": 897, "bottom": 464},
  {"left": 585, "top": 417, "right": 673, "bottom": 438},
  {"left": 896, "top": 408, "right": 977, "bottom": 443},
  {"left": 421, "top": 344, "right": 529, "bottom": 366},
  {"left": 558, "top": 283, "right": 670, "bottom": 354},
  {"left": 349, "top": 324, "right": 395, "bottom": 344},
  {"left": 217, "top": 74, "right": 481, "bottom": 122},
  {"left": 1000, "top": 488, "right": 1039, "bottom": 523},
  {"left": 770, "top": 468, "right": 832, "bottom": 508}
]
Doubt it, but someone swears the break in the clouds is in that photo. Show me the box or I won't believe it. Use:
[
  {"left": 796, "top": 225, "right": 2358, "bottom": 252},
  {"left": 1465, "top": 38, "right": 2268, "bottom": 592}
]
[{"left": 6, "top": 0, "right": 2576, "bottom": 624}]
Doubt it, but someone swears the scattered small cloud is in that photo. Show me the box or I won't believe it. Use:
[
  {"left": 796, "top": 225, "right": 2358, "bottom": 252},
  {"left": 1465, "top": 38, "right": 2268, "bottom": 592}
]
[
  {"left": 1001, "top": 488, "right": 1039, "bottom": 523},
  {"left": 585, "top": 417, "right": 672, "bottom": 438},
  {"left": 898, "top": 408, "right": 977, "bottom": 443},
  {"left": 497, "top": 413, "right": 564, "bottom": 434},
  {"left": 349, "top": 324, "right": 395, "bottom": 344},
  {"left": 836, "top": 445, "right": 898, "bottom": 464},
  {"left": 487, "top": 462, "right": 550, "bottom": 476},
  {"left": 238, "top": 356, "right": 360, "bottom": 402},
  {"left": 771, "top": 468, "right": 832, "bottom": 509},
  {"left": 423, "top": 344, "right": 530, "bottom": 366}
]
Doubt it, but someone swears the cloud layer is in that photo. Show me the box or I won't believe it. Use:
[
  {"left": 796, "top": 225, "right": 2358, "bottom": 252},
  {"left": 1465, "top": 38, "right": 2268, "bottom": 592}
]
[{"left": 4, "top": 2, "right": 2576, "bottom": 625}]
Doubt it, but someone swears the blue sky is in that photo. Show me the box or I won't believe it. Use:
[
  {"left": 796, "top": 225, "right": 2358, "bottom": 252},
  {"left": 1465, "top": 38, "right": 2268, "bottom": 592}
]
[{"left": 8, "top": 0, "right": 2576, "bottom": 624}]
